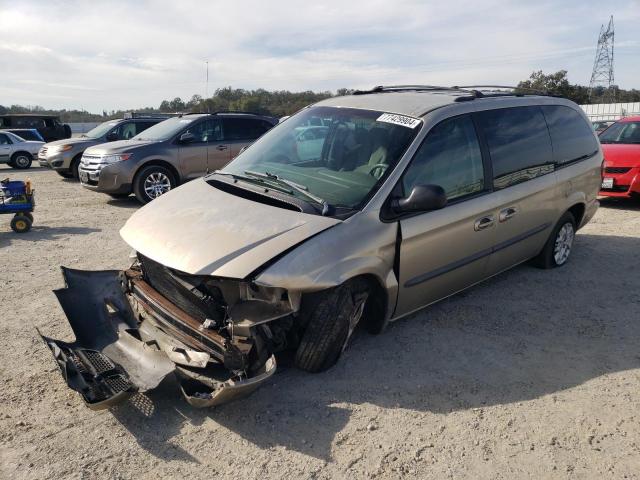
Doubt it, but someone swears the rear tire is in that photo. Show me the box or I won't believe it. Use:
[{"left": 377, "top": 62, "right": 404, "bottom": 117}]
[
  {"left": 294, "top": 279, "right": 370, "bottom": 373},
  {"left": 11, "top": 152, "right": 32, "bottom": 169},
  {"left": 133, "top": 165, "right": 176, "bottom": 204},
  {"left": 10, "top": 215, "right": 32, "bottom": 233},
  {"left": 531, "top": 212, "right": 576, "bottom": 269}
]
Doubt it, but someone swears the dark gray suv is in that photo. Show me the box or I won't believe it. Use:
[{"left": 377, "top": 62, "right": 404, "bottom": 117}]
[{"left": 79, "top": 112, "right": 277, "bottom": 203}]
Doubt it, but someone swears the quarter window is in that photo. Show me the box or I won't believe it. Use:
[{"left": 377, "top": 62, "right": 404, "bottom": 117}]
[
  {"left": 541, "top": 106, "right": 599, "bottom": 164},
  {"left": 477, "top": 106, "right": 553, "bottom": 190},
  {"left": 0, "top": 133, "right": 10, "bottom": 145},
  {"left": 402, "top": 115, "right": 485, "bottom": 201}
]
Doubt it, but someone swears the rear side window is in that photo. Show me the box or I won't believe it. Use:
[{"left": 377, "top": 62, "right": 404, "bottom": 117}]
[
  {"left": 477, "top": 106, "right": 553, "bottom": 190},
  {"left": 223, "top": 118, "right": 270, "bottom": 141},
  {"left": 0, "top": 133, "right": 10, "bottom": 145},
  {"left": 542, "top": 106, "right": 599, "bottom": 164},
  {"left": 402, "top": 115, "right": 485, "bottom": 201},
  {"left": 135, "top": 121, "right": 157, "bottom": 134}
]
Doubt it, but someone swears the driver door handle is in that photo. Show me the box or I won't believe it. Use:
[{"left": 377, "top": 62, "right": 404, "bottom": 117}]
[
  {"left": 216, "top": 145, "right": 228, "bottom": 151},
  {"left": 499, "top": 207, "right": 517, "bottom": 222},
  {"left": 474, "top": 215, "right": 495, "bottom": 231}
]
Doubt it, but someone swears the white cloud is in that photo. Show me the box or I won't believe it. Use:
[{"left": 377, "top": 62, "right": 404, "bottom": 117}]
[{"left": 0, "top": 0, "right": 637, "bottom": 111}]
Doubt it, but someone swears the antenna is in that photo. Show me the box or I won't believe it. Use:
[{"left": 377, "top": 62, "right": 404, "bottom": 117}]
[
  {"left": 205, "top": 60, "right": 209, "bottom": 99},
  {"left": 588, "top": 15, "right": 615, "bottom": 102}
]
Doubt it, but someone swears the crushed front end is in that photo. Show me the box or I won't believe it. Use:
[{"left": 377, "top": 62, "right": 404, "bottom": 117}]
[{"left": 40, "top": 254, "right": 297, "bottom": 410}]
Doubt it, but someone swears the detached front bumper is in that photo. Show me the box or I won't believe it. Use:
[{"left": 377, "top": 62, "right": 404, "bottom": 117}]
[{"left": 40, "top": 268, "right": 277, "bottom": 410}]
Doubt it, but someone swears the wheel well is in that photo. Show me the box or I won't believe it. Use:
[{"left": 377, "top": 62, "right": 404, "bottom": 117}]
[
  {"left": 357, "top": 274, "right": 388, "bottom": 334},
  {"left": 136, "top": 160, "right": 180, "bottom": 185},
  {"left": 11, "top": 151, "right": 32, "bottom": 160},
  {"left": 568, "top": 203, "right": 586, "bottom": 227}
]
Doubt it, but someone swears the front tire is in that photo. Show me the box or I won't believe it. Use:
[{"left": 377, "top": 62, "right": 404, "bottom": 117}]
[
  {"left": 11, "top": 152, "right": 32, "bottom": 169},
  {"left": 70, "top": 155, "right": 82, "bottom": 179},
  {"left": 294, "top": 279, "right": 370, "bottom": 373},
  {"left": 133, "top": 165, "right": 176, "bottom": 204},
  {"left": 11, "top": 214, "right": 32, "bottom": 233},
  {"left": 531, "top": 212, "right": 576, "bottom": 269}
]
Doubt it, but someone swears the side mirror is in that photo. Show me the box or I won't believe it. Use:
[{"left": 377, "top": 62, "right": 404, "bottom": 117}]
[
  {"left": 179, "top": 132, "right": 195, "bottom": 144},
  {"left": 106, "top": 132, "right": 118, "bottom": 141},
  {"left": 391, "top": 184, "right": 447, "bottom": 213}
]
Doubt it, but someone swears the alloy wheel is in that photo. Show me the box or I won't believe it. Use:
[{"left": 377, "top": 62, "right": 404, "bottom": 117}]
[
  {"left": 143, "top": 172, "right": 172, "bottom": 199},
  {"left": 553, "top": 222, "right": 575, "bottom": 265}
]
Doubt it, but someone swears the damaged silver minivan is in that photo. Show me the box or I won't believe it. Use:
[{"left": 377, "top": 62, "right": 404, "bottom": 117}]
[{"left": 41, "top": 86, "right": 601, "bottom": 409}]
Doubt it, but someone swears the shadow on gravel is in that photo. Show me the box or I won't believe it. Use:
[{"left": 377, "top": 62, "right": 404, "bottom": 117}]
[
  {"left": 0, "top": 166, "right": 50, "bottom": 174},
  {"left": 599, "top": 197, "right": 640, "bottom": 211},
  {"left": 111, "top": 378, "right": 202, "bottom": 464},
  {"left": 0, "top": 225, "right": 100, "bottom": 247},
  {"left": 106, "top": 197, "right": 139, "bottom": 209},
  {"left": 108, "top": 233, "right": 640, "bottom": 461}
]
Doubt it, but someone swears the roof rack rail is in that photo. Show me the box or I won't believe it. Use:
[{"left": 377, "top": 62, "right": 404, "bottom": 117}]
[
  {"left": 181, "top": 110, "right": 270, "bottom": 117},
  {"left": 352, "top": 84, "right": 562, "bottom": 100},
  {"left": 353, "top": 85, "right": 459, "bottom": 95},
  {"left": 123, "top": 112, "right": 182, "bottom": 119}
]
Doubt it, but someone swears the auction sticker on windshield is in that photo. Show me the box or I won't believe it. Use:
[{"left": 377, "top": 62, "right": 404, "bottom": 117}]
[{"left": 377, "top": 113, "right": 421, "bottom": 129}]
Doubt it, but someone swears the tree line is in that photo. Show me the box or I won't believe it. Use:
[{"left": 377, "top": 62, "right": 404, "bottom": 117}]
[{"left": 1, "top": 72, "right": 638, "bottom": 122}]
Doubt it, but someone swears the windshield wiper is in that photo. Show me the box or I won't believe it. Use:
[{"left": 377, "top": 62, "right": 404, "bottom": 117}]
[
  {"left": 212, "top": 170, "right": 297, "bottom": 195},
  {"left": 244, "top": 170, "right": 333, "bottom": 215}
]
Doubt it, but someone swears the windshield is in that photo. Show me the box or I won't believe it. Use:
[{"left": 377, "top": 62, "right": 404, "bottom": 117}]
[
  {"left": 599, "top": 121, "right": 640, "bottom": 144},
  {"left": 132, "top": 116, "right": 196, "bottom": 141},
  {"left": 219, "top": 106, "right": 421, "bottom": 209},
  {"left": 84, "top": 121, "right": 119, "bottom": 139}
]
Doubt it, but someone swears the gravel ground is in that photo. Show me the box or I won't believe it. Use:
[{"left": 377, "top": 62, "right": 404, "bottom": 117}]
[{"left": 1, "top": 165, "right": 639, "bottom": 480}]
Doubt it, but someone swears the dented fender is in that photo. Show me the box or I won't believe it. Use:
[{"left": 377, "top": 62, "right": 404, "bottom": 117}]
[{"left": 254, "top": 212, "right": 399, "bottom": 319}]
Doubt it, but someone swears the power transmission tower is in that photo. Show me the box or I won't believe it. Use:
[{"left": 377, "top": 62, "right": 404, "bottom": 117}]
[{"left": 588, "top": 15, "right": 615, "bottom": 102}]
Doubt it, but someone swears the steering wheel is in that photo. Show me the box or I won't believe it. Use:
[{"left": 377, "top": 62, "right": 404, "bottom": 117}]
[{"left": 369, "top": 163, "right": 388, "bottom": 179}]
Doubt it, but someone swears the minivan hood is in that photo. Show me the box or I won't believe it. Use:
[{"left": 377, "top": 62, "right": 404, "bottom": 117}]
[
  {"left": 120, "top": 178, "right": 340, "bottom": 278},
  {"left": 85, "top": 139, "right": 157, "bottom": 156}
]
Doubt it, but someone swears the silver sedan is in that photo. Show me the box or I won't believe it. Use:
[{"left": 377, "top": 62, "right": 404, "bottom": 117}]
[{"left": 0, "top": 130, "right": 44, "bottom": 169}]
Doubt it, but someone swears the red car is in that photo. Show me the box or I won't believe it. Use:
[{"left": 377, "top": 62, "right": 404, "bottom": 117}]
[{"left": 599, "top": 116, "right": 640, "bottom": 198}]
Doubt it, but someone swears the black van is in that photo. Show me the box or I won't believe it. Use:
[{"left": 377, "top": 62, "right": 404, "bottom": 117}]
[{"left": 0, "top": 114, "right": 71, "bottom": 142}]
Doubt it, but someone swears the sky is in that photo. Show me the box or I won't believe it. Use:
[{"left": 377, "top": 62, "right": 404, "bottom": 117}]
[{"left": 0, "top": 0, "right": 638, "bottom": 112}]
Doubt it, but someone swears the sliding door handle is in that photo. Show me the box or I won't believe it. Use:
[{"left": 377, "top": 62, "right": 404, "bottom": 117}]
[
  {"left": 499, "top": 207, "right": 517, "bottom": 222},
  {"left": 474, "top": 216, "right": 495, "bottom": 231}
]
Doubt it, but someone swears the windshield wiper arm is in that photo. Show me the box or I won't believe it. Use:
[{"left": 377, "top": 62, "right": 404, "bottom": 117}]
[
  {"left": 212, "top": 170, "right": 295, "bottom": 194},
  {"left": 244, "top": 170, "right": 333, "bottom": 215}
]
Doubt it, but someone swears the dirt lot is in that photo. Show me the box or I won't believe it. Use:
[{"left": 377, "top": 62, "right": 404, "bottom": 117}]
[{"left": 1, "top": 165, "right": 639, "bottom": 480}]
